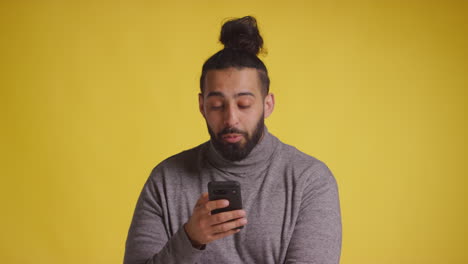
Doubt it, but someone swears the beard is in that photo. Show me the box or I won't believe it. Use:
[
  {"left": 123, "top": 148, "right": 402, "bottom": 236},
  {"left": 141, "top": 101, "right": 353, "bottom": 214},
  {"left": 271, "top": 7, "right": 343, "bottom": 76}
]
[{"left": 207, "top": 116, "right": 265, "bottom": 162}]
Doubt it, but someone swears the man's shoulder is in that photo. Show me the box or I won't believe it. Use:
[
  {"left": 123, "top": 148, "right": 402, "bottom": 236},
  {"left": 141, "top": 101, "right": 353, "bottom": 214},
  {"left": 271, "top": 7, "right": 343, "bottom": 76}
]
[
  {"left": 276, "top": 138, "right": 332, "bottom": 178},
  {"left": 156, "top": 141, "right": 209, "bottom": 170},
  {"left": 144, "top": 142, "right": 209, "bottom": 187},
  {"left": 278, "top": 139, "right": 322, "bottom": 165}
]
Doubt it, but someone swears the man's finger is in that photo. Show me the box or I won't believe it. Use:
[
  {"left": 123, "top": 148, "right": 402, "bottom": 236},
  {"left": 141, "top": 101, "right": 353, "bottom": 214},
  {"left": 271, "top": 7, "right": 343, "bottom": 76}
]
[
  {"left": 204, "top": 199, "right": 229, "bottom": 213},
  {"left": 195, "top": 192, "right": 209, "bottom": 207},
  {"left": 212, "top": 217, "right": 247, "bottom": 234},
  {"left": 209, "top": 209, "right": 246, "bottom": 225}
]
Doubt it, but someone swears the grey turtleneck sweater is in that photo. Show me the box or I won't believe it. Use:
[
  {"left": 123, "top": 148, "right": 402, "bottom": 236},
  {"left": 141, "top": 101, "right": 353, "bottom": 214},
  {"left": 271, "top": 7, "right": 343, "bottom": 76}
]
[{"left": 124, "top": 129, "right": 342, "bottom": 264}]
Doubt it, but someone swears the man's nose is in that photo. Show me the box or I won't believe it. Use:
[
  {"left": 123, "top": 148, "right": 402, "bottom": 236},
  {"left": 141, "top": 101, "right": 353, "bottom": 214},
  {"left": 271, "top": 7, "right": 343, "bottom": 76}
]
[{"left": 223, "top": 104, "right": 239, "bottom": 127}]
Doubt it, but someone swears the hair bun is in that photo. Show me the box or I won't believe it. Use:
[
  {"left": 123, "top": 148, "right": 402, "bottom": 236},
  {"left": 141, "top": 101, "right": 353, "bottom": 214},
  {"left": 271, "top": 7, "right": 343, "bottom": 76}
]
[{"left": 220, "top": 16, "right": 264, "bottom": 55}]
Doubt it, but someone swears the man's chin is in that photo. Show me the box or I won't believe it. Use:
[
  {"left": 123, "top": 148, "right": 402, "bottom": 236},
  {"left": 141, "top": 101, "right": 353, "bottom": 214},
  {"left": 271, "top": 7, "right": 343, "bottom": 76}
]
[
  {"left": 207, "top": 116, "right": 265, "bottom": 161},
  {"left": 213, "top": 139, "right": 250, "bottom": 161}
]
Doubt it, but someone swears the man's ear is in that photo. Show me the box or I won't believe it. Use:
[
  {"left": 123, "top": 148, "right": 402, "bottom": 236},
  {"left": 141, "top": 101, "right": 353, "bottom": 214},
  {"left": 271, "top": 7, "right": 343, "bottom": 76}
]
[
  {"left": 198, "top": 93, "right": 206, "bottom": 118},
  {"left": 264, "top": 93, "right": 275, "bottom": 118}
]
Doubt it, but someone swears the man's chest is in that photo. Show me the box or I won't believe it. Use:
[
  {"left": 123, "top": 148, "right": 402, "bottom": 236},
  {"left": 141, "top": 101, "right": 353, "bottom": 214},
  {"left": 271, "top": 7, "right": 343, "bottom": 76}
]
[{"left": 161, "top": 166, "right": 303, "bottom": 262}]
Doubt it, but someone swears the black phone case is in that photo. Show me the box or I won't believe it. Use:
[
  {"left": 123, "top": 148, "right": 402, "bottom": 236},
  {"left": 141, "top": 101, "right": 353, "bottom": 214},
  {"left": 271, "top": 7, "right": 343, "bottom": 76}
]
[{"left": 208, "top": 181, "right": 243, "bottom": 215}]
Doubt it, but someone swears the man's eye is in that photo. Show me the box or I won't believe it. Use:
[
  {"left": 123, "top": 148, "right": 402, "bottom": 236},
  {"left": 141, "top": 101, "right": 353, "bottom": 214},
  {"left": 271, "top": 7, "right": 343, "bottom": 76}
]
[
  {"left": 210, "top": 105, "right": 223, "bottom": 110},
  {"left": 238, "top": 104, "right": 251, "bottom": 109}
]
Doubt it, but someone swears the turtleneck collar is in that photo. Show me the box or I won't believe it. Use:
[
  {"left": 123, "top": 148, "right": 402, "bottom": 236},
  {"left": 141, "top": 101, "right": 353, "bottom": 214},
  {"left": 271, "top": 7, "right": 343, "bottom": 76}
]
[{"left": 205, "top": 127, "right": 280, "bottom": 175}]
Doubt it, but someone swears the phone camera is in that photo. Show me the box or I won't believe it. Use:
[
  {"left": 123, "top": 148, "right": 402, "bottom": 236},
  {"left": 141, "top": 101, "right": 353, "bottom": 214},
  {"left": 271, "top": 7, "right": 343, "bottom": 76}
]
[{"left": 214, "top": 190, "right": 227, "bottom": 195}]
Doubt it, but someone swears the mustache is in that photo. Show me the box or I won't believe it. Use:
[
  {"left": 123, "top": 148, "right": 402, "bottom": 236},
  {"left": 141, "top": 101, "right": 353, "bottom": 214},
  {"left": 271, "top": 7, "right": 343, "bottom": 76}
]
[{"left": 218, "top": 127, "right": 248, "bottom": 137}]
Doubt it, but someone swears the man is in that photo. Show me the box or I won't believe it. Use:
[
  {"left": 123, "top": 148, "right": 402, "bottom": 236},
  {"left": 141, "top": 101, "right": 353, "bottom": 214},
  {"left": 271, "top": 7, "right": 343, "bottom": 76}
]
[{"left": 124, "top": 16, "right": 341, "bottom": 264}]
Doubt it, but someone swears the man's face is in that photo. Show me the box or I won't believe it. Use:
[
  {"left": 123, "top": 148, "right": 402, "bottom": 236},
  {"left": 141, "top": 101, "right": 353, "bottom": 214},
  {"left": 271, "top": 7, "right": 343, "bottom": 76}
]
[{"left": 199, "top": 67, "right": 274, "bottom": 161}]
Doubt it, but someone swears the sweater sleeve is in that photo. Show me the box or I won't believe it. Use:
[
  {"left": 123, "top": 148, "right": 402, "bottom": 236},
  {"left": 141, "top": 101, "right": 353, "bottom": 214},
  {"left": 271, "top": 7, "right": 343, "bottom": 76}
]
[
  {"left": 123, "top": 171, "right": 204, "bottom": 264},
  {"left": 284, "top": 162, "right": 342, "bottom": 264}
]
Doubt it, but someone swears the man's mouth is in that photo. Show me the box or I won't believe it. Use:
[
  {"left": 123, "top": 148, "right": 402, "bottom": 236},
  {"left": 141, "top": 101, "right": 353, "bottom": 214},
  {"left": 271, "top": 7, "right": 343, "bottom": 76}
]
[{"left": 222, "top": 133, "right": 243, "bottom": 143}]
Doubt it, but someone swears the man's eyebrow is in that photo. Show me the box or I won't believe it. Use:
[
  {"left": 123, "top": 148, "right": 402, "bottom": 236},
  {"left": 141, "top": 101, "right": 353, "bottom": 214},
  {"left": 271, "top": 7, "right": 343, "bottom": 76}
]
[
  {"left": 206, "top": 91, "right": 225, "bottom": 98},
  {"left": 206, "top": 91, "right": 255, "bottom": 98},
  {"left": 236, "top": 92, "right": 255, "bottom": 98}
]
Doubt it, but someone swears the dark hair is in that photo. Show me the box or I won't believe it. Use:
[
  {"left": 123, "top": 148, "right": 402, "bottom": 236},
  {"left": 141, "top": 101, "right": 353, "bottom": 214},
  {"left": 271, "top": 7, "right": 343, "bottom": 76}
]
[{"left": 200, "top": 16, "right": 270, "bottom": 96}]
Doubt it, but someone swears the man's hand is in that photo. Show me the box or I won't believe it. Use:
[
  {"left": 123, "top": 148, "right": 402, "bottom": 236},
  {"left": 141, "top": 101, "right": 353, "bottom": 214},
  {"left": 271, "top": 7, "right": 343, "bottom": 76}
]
[{"left": 184, "top": 192, "right": 247, "bottom": 248}]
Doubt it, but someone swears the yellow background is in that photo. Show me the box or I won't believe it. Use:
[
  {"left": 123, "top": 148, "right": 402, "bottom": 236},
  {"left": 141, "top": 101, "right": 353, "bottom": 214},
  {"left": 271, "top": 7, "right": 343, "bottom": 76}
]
[{"left": 1, "top": 0, "right": 467, "bottom": 263}]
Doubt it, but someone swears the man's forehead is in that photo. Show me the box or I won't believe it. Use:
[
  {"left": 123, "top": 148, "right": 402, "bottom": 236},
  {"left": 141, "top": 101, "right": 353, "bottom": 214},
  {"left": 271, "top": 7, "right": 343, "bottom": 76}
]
[{"left": 204, "top": 67, "right": 262, "bottom": 97}]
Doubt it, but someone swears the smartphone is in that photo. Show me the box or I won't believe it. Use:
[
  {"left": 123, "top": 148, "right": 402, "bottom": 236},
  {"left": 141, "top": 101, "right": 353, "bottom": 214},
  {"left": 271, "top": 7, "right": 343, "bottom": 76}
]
[{"left": 208, "top": 181, "right": 243, "bottom": 217}]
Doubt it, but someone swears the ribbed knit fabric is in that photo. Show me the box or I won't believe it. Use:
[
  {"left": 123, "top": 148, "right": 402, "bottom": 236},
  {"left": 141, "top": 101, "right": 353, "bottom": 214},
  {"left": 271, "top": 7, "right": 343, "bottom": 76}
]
[{"left": 124, "top": 128, "right": 342, "bottom": 264}]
